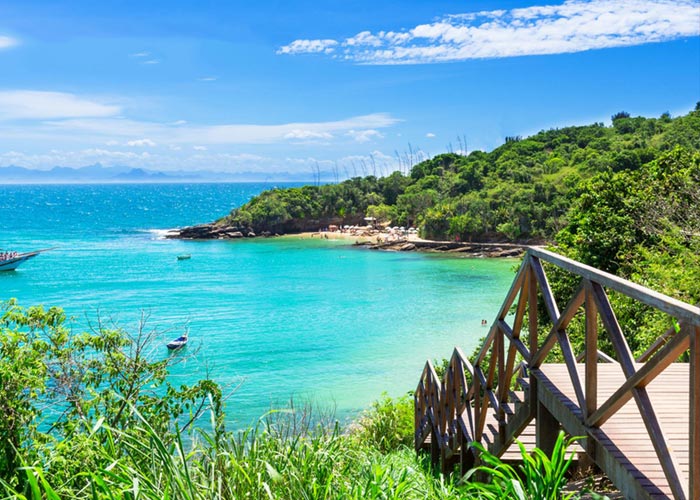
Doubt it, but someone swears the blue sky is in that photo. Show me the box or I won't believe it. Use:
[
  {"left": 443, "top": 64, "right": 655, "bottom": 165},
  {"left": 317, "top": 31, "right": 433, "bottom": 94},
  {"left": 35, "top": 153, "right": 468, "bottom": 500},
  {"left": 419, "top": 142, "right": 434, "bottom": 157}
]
[{"left": 0, "top": 0, "right": 698, "bottom": 177}]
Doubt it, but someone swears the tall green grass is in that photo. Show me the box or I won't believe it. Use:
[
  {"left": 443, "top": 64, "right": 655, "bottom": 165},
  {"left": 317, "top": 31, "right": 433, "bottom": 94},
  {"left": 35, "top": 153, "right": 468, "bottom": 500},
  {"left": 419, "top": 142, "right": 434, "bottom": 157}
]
[{"left": 1, "top": 396, "right": 583, "bottom": 500}]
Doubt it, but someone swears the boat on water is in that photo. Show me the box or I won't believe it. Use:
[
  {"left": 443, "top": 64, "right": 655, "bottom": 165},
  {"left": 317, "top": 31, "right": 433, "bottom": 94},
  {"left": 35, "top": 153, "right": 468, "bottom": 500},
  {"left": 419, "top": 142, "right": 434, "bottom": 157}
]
[
  {"left": 0, "top": 249, "right": 51, "bottom": 272},
  {"left": 177, "top": 254, "right": 191, "bottom": 261},
  {"left": 166, "top": 333, "right": 188, "bottom": 350}
]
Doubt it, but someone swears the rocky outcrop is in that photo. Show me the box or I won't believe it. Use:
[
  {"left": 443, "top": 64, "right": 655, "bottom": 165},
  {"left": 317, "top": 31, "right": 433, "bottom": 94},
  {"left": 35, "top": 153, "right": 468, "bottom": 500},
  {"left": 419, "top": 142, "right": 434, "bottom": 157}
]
[
  {"left": 358, "top": 240, "right": 527, "bottom": 257},
  {"left": 167, "top": 216, "right": 367, "bottom": 240},
  {"left": 166, "top": 223, "right": 251, "bottom": 240}
]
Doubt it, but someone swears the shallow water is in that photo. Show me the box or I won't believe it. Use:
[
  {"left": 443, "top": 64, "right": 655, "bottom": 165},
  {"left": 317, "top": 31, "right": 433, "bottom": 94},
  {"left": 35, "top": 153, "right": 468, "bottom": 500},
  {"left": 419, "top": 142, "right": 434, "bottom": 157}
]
[{"left": 0, "top": 183, "right": 516, "bottom": 426}]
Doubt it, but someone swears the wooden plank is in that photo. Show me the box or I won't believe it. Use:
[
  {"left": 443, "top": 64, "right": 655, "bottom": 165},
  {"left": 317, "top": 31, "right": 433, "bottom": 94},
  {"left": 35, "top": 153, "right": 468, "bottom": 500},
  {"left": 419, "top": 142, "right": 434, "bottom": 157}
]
[
  {"left": 542, "top": 363, "right": 691, "bottom": 499},
  {"left": 510, "top": 270, "right": 530, "bottom": 343},
  {"left": 587, "top": 327, "right": 690, "bottom": 427},
  {"left": 499, "top": 320, "right": 531, "bottom": 359},
  {"left": 632, "top": 387, "right": 688, "bottom": 499},
  {"left": 528, "top": 248, "right": 700, "bottom": 325},
  {"left": 495, "top": 254, "right": 530, "bottom": 321},
  {"left": 558, "top": 329, "right": 586, "bottom": 412},
  {"left": 529, "top": 256, "right": 560, "bottom": 323},
  {"left": 530, "top": 283, "right": 585, "bottom": 368},
  {"left": 638, "top": 324, "right": 677, "bottom": 363},
  {"left": 591, "top": 282, "right": 636, "bottom": 378}
]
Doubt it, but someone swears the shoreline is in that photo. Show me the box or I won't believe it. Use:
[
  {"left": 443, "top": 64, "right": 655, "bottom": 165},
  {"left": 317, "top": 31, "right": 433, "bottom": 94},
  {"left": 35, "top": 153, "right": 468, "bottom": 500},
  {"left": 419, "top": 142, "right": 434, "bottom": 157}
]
[
  {"left": 274, "top": 231, "right": 528, "bottom": 258},
  {"left": 167, "top": 223, "right": 530, "bottom": 258}
]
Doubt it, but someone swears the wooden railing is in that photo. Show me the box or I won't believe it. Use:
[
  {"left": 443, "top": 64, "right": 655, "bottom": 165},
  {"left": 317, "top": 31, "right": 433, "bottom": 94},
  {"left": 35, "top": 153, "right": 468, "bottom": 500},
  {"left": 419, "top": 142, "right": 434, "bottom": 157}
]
[{"left": 415, "top": 247, "right": 700, "bottom": 499}]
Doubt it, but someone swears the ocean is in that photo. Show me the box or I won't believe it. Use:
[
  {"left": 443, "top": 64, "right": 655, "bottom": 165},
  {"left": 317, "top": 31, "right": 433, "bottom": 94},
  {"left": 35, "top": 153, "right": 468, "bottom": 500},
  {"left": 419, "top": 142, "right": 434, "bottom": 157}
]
[{"left": 0, "top": 183, "right": 516, "bottom": 427}]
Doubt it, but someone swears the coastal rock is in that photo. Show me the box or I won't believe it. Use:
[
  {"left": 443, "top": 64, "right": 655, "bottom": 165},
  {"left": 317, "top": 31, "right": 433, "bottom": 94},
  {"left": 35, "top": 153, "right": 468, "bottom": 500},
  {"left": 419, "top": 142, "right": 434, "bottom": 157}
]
[{"left": 166, "top": 222, "right": 252, "bottom": 240}]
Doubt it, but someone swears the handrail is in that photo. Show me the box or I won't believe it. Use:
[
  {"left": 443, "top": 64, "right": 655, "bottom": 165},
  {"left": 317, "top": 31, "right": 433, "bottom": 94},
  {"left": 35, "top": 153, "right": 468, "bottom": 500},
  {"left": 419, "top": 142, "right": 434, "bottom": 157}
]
[{"left": 415, "top": 248, "right": 700, "bottom": 499}]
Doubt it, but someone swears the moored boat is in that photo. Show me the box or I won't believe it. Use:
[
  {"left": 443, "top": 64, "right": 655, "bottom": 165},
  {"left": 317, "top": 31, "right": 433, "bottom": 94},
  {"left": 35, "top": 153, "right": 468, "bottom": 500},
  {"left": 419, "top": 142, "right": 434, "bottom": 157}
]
[
  {"left": 0, "top": 249, "right": 50, "bottom": 272},
  {"left": 177, "top": 254, "right": 191, "bottom": 260},
  {"left": 166, "top": 333, "right": 188, "bottom": 350}
]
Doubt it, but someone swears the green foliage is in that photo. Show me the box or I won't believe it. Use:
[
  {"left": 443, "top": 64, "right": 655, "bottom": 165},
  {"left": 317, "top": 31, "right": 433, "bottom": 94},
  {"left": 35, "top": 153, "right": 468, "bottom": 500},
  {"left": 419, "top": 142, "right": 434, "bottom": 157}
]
[
  {"left": 463, "top": 431, "right": 578, "bottom": 500},
  {"left": 0, "top": 300, "right": 591, "bottom": 499},
  {"left": 219, "top": 109, "right": 699, "bottom": 243},
  {"left": 0, "top": 300, "right": 222, "bottom": 493},
  {"left": 351, "top": 393, "right": 414, "bottom": 452},
  {"left": 550, "top": 145, "right": 700, "bottom": 358}
]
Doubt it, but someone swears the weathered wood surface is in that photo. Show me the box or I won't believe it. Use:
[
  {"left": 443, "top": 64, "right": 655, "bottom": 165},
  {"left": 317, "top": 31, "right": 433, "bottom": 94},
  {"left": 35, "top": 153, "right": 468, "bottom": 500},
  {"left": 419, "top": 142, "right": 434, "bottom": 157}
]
[
  {"left": 415, "top": 248, "right": 700, "bottom": 499},
  {"left": 537, "top": 363, "right": 690, "bottom": 499}
]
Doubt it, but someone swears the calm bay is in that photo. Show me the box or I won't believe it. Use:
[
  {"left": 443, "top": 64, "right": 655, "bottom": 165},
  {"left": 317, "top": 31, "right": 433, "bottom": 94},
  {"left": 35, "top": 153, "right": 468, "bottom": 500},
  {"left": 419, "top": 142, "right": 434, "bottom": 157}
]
[{"left": 0, "top": 183, "right": 515, "bottom": 426}]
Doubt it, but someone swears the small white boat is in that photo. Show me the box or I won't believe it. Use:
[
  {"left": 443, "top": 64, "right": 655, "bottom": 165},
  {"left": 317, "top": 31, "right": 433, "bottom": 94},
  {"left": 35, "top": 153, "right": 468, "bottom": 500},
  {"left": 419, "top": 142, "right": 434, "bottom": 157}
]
[
  {"left": 0, "top": 249, "right": 50, "bottom": 272},
  {"left": 167, "top": 333, "right": 189, "bottom": 350}
]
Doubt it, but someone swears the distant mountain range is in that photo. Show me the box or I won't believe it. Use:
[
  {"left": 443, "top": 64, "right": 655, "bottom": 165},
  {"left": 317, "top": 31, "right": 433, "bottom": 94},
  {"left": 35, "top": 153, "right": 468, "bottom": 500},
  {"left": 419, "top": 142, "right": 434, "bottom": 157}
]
[{"left": 0, "top": 164, "right": 326, "bottom": 183}]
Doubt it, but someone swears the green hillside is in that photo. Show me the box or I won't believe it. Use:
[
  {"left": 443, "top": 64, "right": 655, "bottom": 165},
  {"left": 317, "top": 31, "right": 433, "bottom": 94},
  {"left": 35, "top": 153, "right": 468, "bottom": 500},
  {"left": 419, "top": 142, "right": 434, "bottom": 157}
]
[{"left": 222, "top": 107, "right": 700, "bottom": 243}]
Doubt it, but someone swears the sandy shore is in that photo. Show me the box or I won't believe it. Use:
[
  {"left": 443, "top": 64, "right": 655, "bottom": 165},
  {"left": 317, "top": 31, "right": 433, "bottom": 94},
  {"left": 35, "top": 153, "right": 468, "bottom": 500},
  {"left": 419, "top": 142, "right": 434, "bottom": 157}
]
[
  {"left": 288, "top": 230, "right": 527, "bottom": 257},
  {"left": 295, "top": 230, "right": 421, "bottom": 242}
]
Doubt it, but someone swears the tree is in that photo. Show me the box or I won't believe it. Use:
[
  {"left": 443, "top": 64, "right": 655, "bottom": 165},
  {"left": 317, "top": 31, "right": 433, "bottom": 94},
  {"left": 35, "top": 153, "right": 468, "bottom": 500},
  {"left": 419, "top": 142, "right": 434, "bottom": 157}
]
[{"left": 0, "top": 301, "right": 223, "bottom": 488}]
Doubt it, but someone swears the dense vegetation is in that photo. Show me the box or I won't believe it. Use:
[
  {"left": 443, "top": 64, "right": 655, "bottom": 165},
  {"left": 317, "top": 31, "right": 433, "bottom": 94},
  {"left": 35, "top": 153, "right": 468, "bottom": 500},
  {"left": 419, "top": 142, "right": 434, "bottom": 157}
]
[
  {"left": 222, "top": 108, "right": 700, "bottom": 243},
  {"left": 0, "top": 302, "right": 583, "bottom": 499}
]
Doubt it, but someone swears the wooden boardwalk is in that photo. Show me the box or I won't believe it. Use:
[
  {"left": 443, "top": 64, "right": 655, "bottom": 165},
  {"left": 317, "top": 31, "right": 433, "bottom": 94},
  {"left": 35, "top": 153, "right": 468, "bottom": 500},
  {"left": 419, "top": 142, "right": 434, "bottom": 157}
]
[
  {"left": 538, "top": 363, "right": 690, "bottom": 499},
  {"left": 415, "top": 248, "right": 700, "bottom": 500}
]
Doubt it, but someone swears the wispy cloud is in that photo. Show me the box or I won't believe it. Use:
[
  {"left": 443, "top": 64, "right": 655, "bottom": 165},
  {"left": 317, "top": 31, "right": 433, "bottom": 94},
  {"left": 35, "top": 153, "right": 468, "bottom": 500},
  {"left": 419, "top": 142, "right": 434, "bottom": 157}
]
[
  {"left": 126, "top": 138, "right": 156, "bottom": 147},
  {"left": 0, "top": 90, "right": 121, "bottom": 120},
  {"left": 284, "top": 130, "right": 333, "bottom": 141},
  {"left": 277, "top": 39, "right": 338, "bottom": 55},
  {"left": 197, "top": 76, "right": 217, "bottom": 82},
  {"left": 346, "top": 129, "right": 384, "bottom": 143},
  {"left": 130, "top": 51, "right": 150, "bottom": 58},
  {"left": 142, "top": 59, "right": 160, "bottom": 65},
  {"left": 278, "top": 0, "right": 700, "bottom": 64},
  {"left": 0, "top": 35, "right": 18, "bottom": 49},
  {"left": 426, "top": 132, "right": 436, "bottom": 138},
  {"left": 0, "top": 90, "right": 401, "bottom": 160},
  {"left": 12, "top": 111, "right": 399, "bottom": 145}
]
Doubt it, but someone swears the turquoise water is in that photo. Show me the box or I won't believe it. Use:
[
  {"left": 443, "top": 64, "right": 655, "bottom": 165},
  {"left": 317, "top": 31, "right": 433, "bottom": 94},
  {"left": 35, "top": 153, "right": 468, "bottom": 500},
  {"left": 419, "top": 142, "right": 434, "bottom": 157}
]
[{"left": 0, "top": 183, "right": 516, "bottom": 426}]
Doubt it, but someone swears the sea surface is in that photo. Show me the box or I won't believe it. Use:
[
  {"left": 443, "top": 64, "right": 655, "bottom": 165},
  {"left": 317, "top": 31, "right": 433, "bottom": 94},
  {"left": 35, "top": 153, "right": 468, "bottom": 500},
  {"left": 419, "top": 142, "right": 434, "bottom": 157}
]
[{"left": 0, "top": 183, "right": 516, "bottom": 427}]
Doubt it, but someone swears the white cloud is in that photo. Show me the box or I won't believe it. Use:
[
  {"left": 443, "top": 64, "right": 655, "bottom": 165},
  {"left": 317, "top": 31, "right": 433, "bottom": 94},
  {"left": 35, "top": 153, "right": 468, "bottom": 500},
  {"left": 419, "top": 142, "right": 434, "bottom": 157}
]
[
  {"left": 0, "top": 89, "right": 401, "bottom": 152},
  {"left": 284, "top": 129, "right": 333, "bottom": 140},
  {"left": 279, "top": 0, "right": 700, "bottom": 64},
  {"left": 0, "top": 35, "right": 18, "bottom": 49},
  {"left": 193, "top": 145, "right": 207, "bottom": 151},
  {"left": 346, "top": 129, "right": 384, "bottom": 142},
  {"left": 197, "top": 76, "right": 217, "bottom": 82},
  {"left": 126, "top": 138, "right": 156, "bottom": 147},
  {"left": 426, "top": 132, "right": 436, "bottom": 138},
  {"left": 277, "top": 39, "right": 338, "bottom": 55},
  {"left": 29, "top": 112, "right": 399, "bottom": 145},
  {"left": 142, "top": 59, "right": 160, "bottom": 65},
  {"left": 0, "top": 90, "right": 121, "bottom": 120}
]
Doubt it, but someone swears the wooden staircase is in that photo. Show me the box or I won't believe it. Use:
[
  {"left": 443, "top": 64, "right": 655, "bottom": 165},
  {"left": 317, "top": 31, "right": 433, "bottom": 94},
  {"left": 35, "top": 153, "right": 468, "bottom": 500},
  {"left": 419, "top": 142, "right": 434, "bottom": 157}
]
[{"left": 414, "top": 248, "right": 700, "bottom": 499}]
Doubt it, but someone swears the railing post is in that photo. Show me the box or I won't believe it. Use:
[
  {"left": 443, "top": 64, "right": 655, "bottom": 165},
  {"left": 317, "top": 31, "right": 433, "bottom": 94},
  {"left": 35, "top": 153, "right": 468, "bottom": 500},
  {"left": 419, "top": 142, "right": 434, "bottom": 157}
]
[
  {"left": 584, "top": 281, "right": 598, "bottom": 465},
  {"left": 691, "top": 326, "right": 700, "bottom": 500},
  {"left": 497, "top": 327, "right": 506, "bottom": 447},
  {"left": 528, "top": 259, "right": 538, "bottom": 414},
  {"left": 536, "top": 399, "right": 559, "bottom": 457}
]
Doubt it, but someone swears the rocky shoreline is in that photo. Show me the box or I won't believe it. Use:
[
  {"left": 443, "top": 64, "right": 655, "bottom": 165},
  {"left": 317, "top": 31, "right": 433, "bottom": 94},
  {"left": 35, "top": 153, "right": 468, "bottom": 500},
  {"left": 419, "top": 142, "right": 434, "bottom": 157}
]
[
  {"left": 166, "top": 222, "right": 529, "bottom": 258},
  {"left": 358, "top": 239, "right": 527, "bottom": 257}
]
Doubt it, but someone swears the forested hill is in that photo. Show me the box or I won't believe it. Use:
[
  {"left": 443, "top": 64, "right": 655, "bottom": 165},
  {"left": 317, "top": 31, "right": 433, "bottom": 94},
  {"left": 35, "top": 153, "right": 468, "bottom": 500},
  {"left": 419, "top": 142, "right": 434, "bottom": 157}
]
[{"left": 216, "top": 107, "right": 700, "bottom": 242}]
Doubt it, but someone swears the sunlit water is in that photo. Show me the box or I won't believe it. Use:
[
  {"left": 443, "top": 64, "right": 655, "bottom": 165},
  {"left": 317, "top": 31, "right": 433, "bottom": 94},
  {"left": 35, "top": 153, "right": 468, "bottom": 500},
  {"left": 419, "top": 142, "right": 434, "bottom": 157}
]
[{"left": 0, "top": 183, "right": 516, "bottom": 427}]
